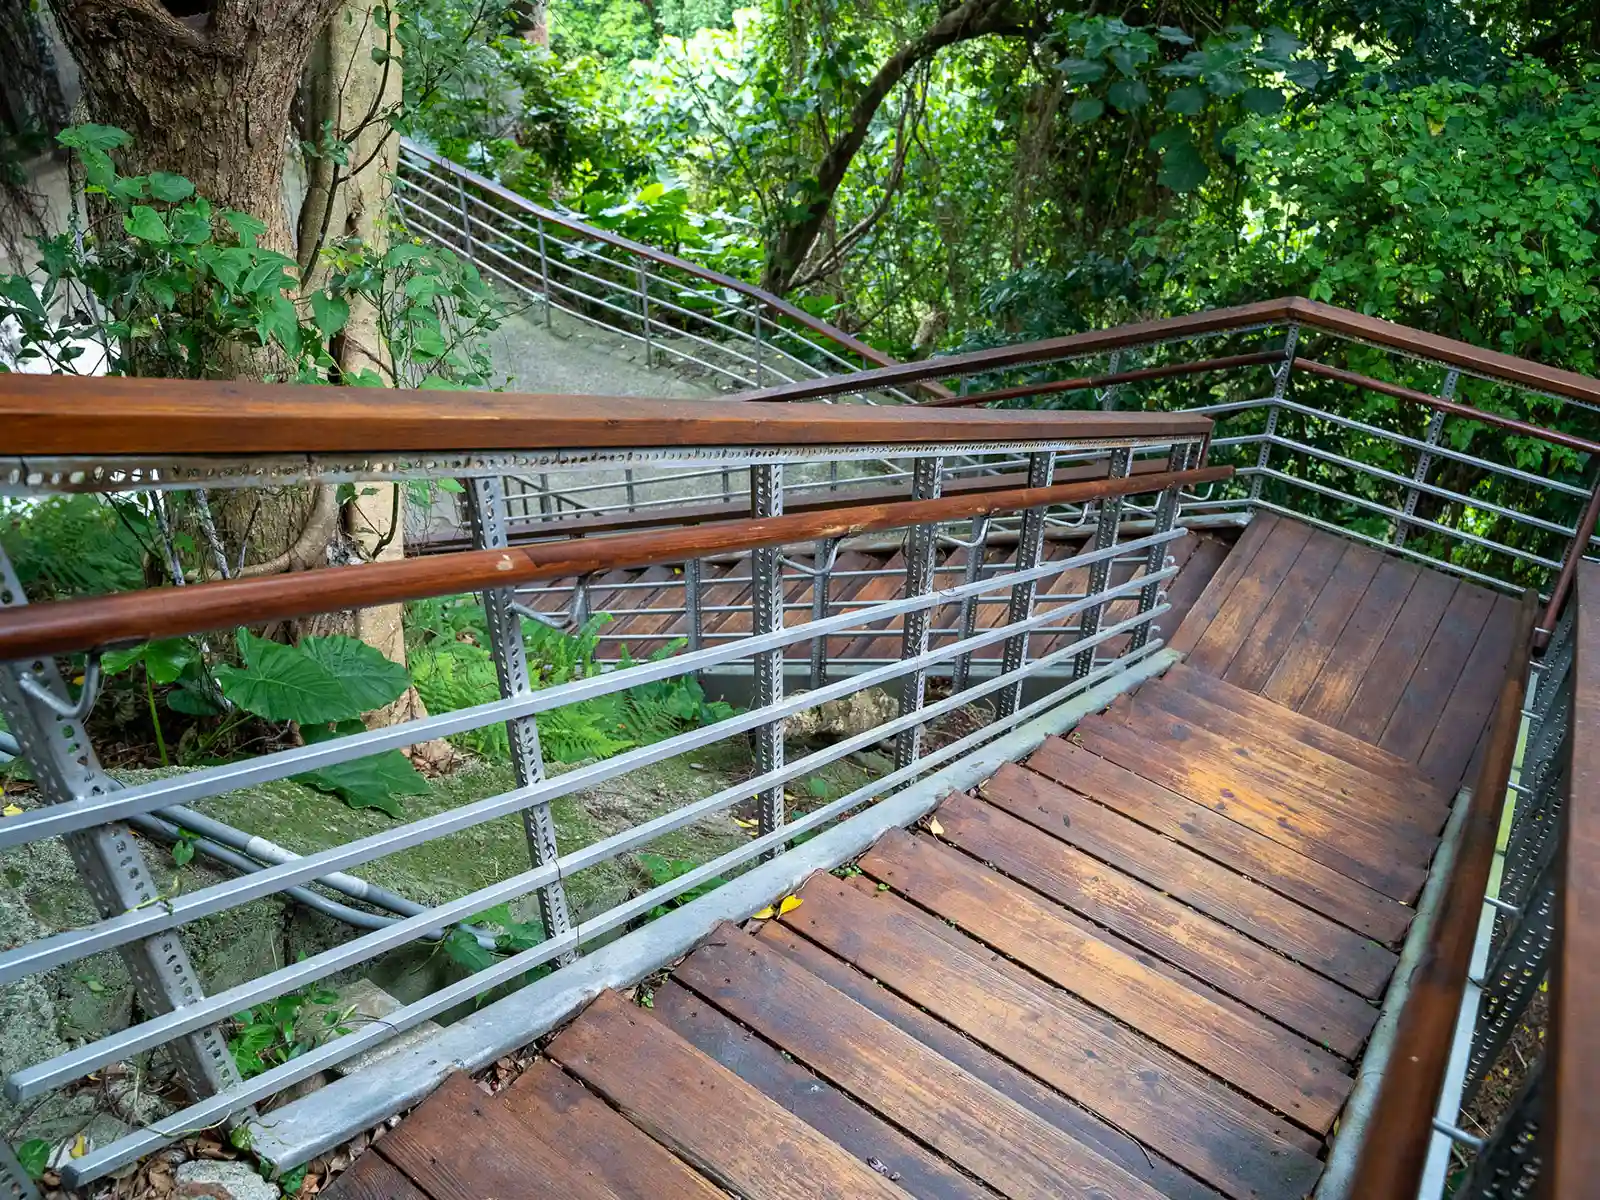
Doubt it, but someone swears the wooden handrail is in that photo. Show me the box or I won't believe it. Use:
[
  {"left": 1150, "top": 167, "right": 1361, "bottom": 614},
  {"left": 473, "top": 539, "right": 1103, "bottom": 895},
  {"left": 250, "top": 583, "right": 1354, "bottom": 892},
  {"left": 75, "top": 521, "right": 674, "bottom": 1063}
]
[
  {"left": 1541, "top": 477, "right": 1600, "bottom": 641},
  {"left": 1346, "top": 589, "right": 1539, "bottom": 1197},
  {"left": 1549, "top": 559, "right": 1600, "bottom": 1193},
  {"left": 412, "top": 456, "right": 1178, "bottom": 553},
  {"left": 0, "top": 375, "right": 1212, "bottom": 457},
  {"left": 917, "top": 351, "right": 1285, "bottom": 410},
  {"left": 398, "top": 140, "right": 955, "bottom": 401},
  {"left": 0, "top": 464, "right": 1229, "bottom": 660}
]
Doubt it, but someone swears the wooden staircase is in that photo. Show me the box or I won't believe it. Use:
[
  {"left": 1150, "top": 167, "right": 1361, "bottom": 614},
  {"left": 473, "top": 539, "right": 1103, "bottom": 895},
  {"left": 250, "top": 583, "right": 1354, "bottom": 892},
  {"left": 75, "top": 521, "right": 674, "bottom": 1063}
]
[{"left": 328, "top": 515, "right": 1517, "bottom": 1200}]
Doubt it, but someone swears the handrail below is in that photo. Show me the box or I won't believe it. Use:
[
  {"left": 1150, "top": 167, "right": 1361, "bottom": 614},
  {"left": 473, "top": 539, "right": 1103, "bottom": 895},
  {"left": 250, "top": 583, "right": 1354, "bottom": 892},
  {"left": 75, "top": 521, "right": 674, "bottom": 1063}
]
[
  {"left": 1346, "top": 589, "right": 1538, "bottom": 1197},
  {"left": 0, "top": 464, "right": 1230, "bottom": 660}
]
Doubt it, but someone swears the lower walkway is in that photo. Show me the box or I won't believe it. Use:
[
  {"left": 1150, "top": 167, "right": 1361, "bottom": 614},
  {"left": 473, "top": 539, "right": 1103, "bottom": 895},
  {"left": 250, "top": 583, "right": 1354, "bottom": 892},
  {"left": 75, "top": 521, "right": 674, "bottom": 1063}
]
[{"left": 328, "top": 516, "right": 1515, "bottom": 1200}]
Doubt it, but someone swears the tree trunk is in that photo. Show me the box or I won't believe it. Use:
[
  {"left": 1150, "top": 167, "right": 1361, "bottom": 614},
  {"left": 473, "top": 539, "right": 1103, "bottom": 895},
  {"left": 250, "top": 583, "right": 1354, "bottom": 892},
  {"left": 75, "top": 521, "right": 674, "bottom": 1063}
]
[{"left": 48, "top": 0, "right": 347, "bottom": 252}]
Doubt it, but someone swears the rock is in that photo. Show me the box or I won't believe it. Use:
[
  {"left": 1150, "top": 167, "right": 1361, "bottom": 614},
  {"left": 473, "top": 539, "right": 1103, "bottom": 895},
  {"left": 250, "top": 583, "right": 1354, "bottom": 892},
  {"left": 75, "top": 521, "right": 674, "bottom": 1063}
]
[
  {"left": 784, "top": 687, "right": 898, "bottom": 746},
  {"left": 310, "top": 978, "right": 444, "bottom": 1077},
  {"left": 174, "top": 1159, "right": 280, "bottom": 1199}
]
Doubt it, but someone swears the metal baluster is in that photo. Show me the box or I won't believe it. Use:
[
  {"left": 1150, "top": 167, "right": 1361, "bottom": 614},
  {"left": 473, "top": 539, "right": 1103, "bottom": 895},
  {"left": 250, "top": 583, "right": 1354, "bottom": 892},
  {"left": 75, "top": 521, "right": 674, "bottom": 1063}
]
[
  {"left": 0, "top": 544, "right": 244, "bottom": 1116},
  {"left": 998, "top": 451, "right": 1056, "bottom": 717},
  {"left": 951, "top": 516, "right": 991, "bottom": 693},
  {"left": 0, "top": 1140, "right": 42, "bottom": 1200},
  {"left": 751, "top": 464, "right": 786, "bottom": 841},
  {"left": 1251, "top": 324, "right": 1300, "bottom": 503},
  {"left": 1073, "top": 446, "right": 1134, "bottom": 679},
  {"left": 685, "top": 557, "right": 704, "bottom": 657},
  {"left": 1396, "top": 369, "right": 1459, "bottom": 548},
  {"left": 464, "top": 477, "right": 574, "bottom": 958},
  {"left": 535, "top": 216, "right": 554, "bottom": 329},
  {"left": 753, "top": 300, "right": 766, "bottom": 386},
  {"left": 455, "top": 178, "right": 474, "bottom": 259},
  {"left": 624, "top": 469, "right": 637, "bottom": 512},
  {"left": 810, "top": 537, "right": 838, "bottom": 690},
  {"left": 1096, "top": 351, "right": 1124, "bottom": 410},
  {"left": 895, "top": 457, "right": 943, "bottom": 769},
  {"left": 1458, "top": 1059, "right": 1545, "bottom": 1199},
  {"left": 637, "top": 261, "right": 654, "bottom": 367},
  {"left": 538, "top": 472, "right": 552, "bottom": 521},
  {"left": 1129, "top": 441, "right": 1194, "bottom": 652}
]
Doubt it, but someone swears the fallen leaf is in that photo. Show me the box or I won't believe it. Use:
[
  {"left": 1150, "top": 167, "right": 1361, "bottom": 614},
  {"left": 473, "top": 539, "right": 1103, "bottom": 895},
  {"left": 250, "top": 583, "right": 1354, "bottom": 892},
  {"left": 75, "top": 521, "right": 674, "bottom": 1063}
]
[
  {"left": 927, "top": 817, "right": 945, "bottom": 836},
  {"left": 778, "top": 894, "right": 803, "bottom": 915},
  {"left": 71, "top": 1134, "right": 88, "bottom": 1158},
  {"left": 2, "top": 804, "right": 22, "bottom": 817},
  {"left": 751, "top": 905, "right": 776, "bottom": 920},
  {"left": 733, "top": 817, "right": 757, "bottom": 829}
]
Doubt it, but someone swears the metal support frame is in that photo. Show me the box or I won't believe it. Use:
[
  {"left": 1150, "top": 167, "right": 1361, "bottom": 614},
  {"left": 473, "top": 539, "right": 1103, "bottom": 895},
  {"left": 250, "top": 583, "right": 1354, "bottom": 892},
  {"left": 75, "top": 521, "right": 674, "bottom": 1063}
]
[
  {"left": 684, "top": 557, "right": 704, "bottom": 656},
  {"left": 810, "top": 537, "right": 838, "bottom": 690},
  {"left": 1458, "top": 1060, "right": 1545, "bottom": 1199},
  {"left": 0, "top": 545, "right": 244, "bottom": 1110},
  {"left": 1251, "top": 323, "right": 1299, "bottom": 502},
  {"left": 752, "top": 300, "right": 766, "bottom": 386},
  {"left": 951, "top": 516, "right": 991, "bottom": 693},
  {"left": 637, "top": 261, "right": 654, "bottom": 367},
  {"left": 1096, "top": 351, "right": 1124, "bottom": 410},
  {"left": 750, "top": 464, "right": 786, "bottom": 839},
  {"left": 464, "top": 477, "right": 574, "bottom": 954},
  {"left": 998, "top": 452, "right": 1056, "bottom": 718},
  {"left": 455, "top": 178, "right": 474, "bottom": 259},
  {"left": 1072, "top": 446, "right": 1135, "bottom": 679},
  {"left": 535, "top": 216, "right": 554, "bottom": 329},
  {"left": 895, "top": 457, "right": 943, "bottom": 770},
  {"left": 0, "top": 1141, "right": 41, "bottom": 1200},
  {"left": 1129, "top": 441, "right": 1193, "bottom": 652},
  {"left": 1396, "top": 370, "right": 1459, "bottom": 548}
]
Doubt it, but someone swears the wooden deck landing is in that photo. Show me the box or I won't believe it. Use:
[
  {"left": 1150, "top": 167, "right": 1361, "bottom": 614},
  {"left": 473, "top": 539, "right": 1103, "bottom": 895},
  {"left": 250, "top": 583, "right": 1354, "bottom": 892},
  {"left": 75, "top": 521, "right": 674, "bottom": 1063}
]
[{"left": 329, "top": 517, "right": 1513, "bottom": 1200}]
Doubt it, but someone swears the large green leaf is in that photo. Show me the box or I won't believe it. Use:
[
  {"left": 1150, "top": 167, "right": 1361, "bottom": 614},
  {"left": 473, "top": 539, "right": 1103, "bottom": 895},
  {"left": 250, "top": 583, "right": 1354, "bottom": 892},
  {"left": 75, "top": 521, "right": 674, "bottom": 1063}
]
[
  {"left": 294, "top": 749, "right": 428, "bottom": 818},
  {"left": 125, "top": 206, "right": 169, "bottom": 244},
  {"left": 216, "top": 631, "right": 407, "bottom": 724}
]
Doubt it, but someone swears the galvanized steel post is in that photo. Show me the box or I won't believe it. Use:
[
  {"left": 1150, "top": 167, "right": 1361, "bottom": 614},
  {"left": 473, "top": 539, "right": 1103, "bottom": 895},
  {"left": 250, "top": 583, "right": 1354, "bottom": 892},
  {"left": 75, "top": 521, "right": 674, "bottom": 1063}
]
[
  {"left": 951, "top": 516, "right": 991, "bottom": 693},
  {"left": 1073, "top": 446, "right": 1134, "bottom": 680},
  {"left": 810, "top": 537, "right": 838, "bottom": 690},
  {"left": 1251, "top": 324, "right": 1299, "bottom": 503},
  {"left": 637, "top": 261, "right": 654, "bottom": 367},
  {"left": 1396, "top": 370, "right": 1458, "bottom": 548},
  {"left": 751, "top": 464, "right": 786, "bottom": 840},
  {"left": 896, "top": 457, "right": 943, "bottom": 769},
  {"left": 465, "top": 477, "right": 574, "bottom": 956},
  {"left": 535, "top": 216, "right": 554, "bottom": 329},
  {"left": 1129, "top": 441, "right": 1194, "bottom": 652},
  {"left": 998, "top": 451, "right": 1056, "bottom": 717}
]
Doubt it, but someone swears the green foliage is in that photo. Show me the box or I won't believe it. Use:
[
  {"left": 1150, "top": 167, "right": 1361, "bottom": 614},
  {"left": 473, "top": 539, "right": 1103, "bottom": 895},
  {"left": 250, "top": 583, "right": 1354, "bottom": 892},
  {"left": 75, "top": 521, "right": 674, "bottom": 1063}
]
[
  {"left": 13, "top": 1139, "right": 49, "bottom": 1180},
  {"left": 215, "top": 631, "right": 410, "bottom": 724},
  {"left": 228, "top": 986, "right": 346, "bottom": 1080},
  {"left": 0, "top": 496, "right": 150, "bottom": 600},
  {"left": 637, "top": 851, "right": 728, "bottom": 918}
]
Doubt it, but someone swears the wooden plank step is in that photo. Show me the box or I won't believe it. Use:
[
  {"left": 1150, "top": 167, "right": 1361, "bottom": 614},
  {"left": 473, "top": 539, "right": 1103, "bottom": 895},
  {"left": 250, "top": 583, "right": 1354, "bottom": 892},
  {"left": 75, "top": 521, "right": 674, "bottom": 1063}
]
[
  {"left": 937, "top": 790, "right": 1379, "bottom": 1051},
  {"left": 373, "top": 1073, "right": 621, "bottom": 1199},
  {"left": 1160, "top": 664, "right": 1445, "bottom": 797},
  {"left": 1168, "top": 513, "right": 1281, "bottom": 656},
  {"left": 649, "top": 980, "right": 992, "bottom": 1200},
  {"left": 860, "top": 829, "right": 1352, "bottom": 1132},
  {"left": 1258, "top": 539, "right": 1386, "bottom": 709},
  {"left": 1026, "top": 736, "right": 1413, "bottom": 944},
  {"left": 1112, "top": 693, "right": 1447, "bottom": 838},
  {"left": 1376, "top": 579, "right": 1497, "bottom": 761},
  {"left": 675, "top": 923, "right": 1175, "bottom": 1199},
  {"left": 1418, "top": 592, "right": 1520, "bottom": 785},
  {"left": 1296, "top": 558, "right": 1421, "bottom": 727},
  {"left": 498, "top": 1061, "right": 724, "bottom": 1200},
  {"left": 980, "top": 762, "right": 1398, "bottom": 998},
  {"left": 1072, "top": 717, "right": 1428, "bottom": 901},
  {"left": 1218, "top": 528, "right": 1350, "bottom": 691},
  {"left": 326, "top": 1148, "right": 430, "bottom": 1200},
  {"left": 548, "top": 990, "right": 910, "bottom": 1200},
  {"left": 1337, "top": 569, "right": 1460, "bottom": 743},
  {"left": 1185, "top": 521, "right": 1316, "bottom": 674},
  {"left": 771, "top": 872, "right": 1319, "bottom": 1200}
]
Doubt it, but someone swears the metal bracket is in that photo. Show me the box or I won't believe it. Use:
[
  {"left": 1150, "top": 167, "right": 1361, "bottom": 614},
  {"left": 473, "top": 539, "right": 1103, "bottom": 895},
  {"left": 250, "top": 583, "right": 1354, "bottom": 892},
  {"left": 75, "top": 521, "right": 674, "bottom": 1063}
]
[{"left": 465, "top": 477, "right": 574, "bottom": 957}]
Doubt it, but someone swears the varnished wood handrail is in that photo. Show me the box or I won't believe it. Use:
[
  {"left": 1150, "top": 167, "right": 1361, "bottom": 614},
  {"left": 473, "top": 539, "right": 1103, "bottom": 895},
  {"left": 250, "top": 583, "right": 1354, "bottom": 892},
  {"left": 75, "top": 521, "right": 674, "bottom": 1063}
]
[
  {"left": 1549, "top": 560, "right": 1600, "bottom": 1193},
  {"left": 917, "top": 351, "right": 1286, "bottom": 410},
  {"left": 1347, "top": 589, "right": 1539, "bottom": 1197},
  {"left": 0, "top": 376, "right": 1212, "bottom": 457},
  {"left": 0, "top": 464, "right": 1229, "bottom": 660}
]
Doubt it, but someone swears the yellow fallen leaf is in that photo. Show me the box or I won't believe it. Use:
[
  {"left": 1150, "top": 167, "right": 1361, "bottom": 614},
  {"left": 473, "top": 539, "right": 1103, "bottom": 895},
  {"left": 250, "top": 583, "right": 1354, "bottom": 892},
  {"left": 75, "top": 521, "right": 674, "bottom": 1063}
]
[
  {"left": 778, "top": 895, "right": 803, "bottom": 916},
  {"left": 733, "top": 817, "right": 757, "bottom": 829},
  {"left": 2, "top": 805, "right": 21, "bottom": 817},
  {"left": 72, "top": 1133, "right": 88, "bottom": 1158},
  {"left": 72, "top": 674, "right": 85, "bottom": 686},
  {"left": 928, "top": 817, "right": 945, "bottom": 836},
  {"left": 751, "top": 905, "right": 776, "bottom": 920}
]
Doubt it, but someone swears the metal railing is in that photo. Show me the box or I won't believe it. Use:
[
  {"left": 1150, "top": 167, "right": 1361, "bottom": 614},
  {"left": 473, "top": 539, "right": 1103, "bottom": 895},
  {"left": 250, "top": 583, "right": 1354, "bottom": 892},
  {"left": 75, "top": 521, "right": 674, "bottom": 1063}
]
[{"left": 0, "top": 377, "right": 1212, "bottom": 1191}]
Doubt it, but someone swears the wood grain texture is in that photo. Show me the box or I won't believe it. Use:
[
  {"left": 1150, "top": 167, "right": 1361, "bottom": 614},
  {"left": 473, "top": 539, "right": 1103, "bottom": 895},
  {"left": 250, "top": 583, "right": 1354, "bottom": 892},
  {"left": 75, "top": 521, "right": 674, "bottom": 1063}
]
[
  {"left": 1297, "top": 558, "right": 1420, "bottom": 727},
  {"left": 1258, "top": 539, "right": 1385, "bottom": 709},
  {"left": 1167, "top": 514, "right": 1280, "bottom": 655},
  {"left": 860, "top": 829, "right": 1351, "bottom": 1131},
  {"left": 935, "top": 791, "right": 1378, "bottom": 1053},
  {"left": 648, "top": 980, "right": 991, "bottom": 1200},
  {"left": 1186, "top": 520, "right": 1315, "bottom": 674},
  {"left": 1418, "top": 593, "right": 1520, "bottom": 786},
  {"left": 677, "top": 922, "right": 1171, "bottom": 1200},
  {"left": 325, "top": 1147, "right": 432, "bottom": 1200},
  {"left": 979, "top": 762, "right": 1397, "bottom": 998},
  {"left": 549, "top": 990, "right": 911, "bottom": 1200},
  {"left": 498, "top": 1061, "right": 724, "bottom": 1200},
  {"left": 1337, "top": 568, "right": 1459, "bottom": 743},
  {"left": 1220, "top": 528, "right": 1349, "bottom": 691},
  {"left": 1378, "top": 581, "right": 1498, "bottom": 762},
  {"left": 374, "top": 1073, "right": 621, "bottom": 1200},
  {"left": 1026, "top": 736, "right": 1413, "bottom": 944},
  {"left": 0, "top": 464, "right": 1229, "bottom": 660},
  {"left": 753, "top": 920, "right": 1228, "bottom": 1200},
  {"left": 1072, "top": 716, "right": 1429, "bottom": 900}
]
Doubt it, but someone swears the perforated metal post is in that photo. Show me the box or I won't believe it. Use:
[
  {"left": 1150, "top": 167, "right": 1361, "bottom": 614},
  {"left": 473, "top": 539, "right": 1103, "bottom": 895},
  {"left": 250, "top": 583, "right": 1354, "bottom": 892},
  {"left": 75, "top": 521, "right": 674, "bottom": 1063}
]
[
  {"left": 998, "top": 451, "right": 1055, "bottom": 718},
  {"left": 455, "top": 178, "right": 474, "bottom": 259},
  {"left": 750, "top": 464, "right": 786, "bottom": 840},
  {"left": 0, "top": 545, "right": 243, "bottom": 1113},
  {"left": 951, "top": 516, "right": 991, "bottom": 693},
  {"left": 535, "top": 217, "right": 554, "bottom": 329},
  {"left": 1396, "top": 370, "right": 1458, "bottom": 548},
  {"left": 0, "top": 1141, "right": 41, "bottom": 1200},
  {"left": 637, "top": 262, "right": 654, "bottom": 367},
  {"left": 1129, "top": 441, "right": 1194, "bottom": 652},
  {"left": 1458, "top": 1060, "right": 1545, "bottom": 1199},
  {"left": 895, "top": 457, "right": 943, "bottom": 769},
  {"left": 752, "top": 300, "right": 766, "bottom": 386},
  {"left": 1251, "top": 324, "right": 1299, "bottom": 502},
  {"left": 810, "top": 537, "right": 838, "bottom": 690},
  {"left": 464, "top": 477, "right": 574, "bottom": 955},
  {"left": 1073, "top": 446, "right": 1134, "bottom": 680},
  {"left": 684, "top": 557, "right": 704, "bottom": 655},
  {"left": 1096, "top": 351, "right": 1124, "bottom": 410}
]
